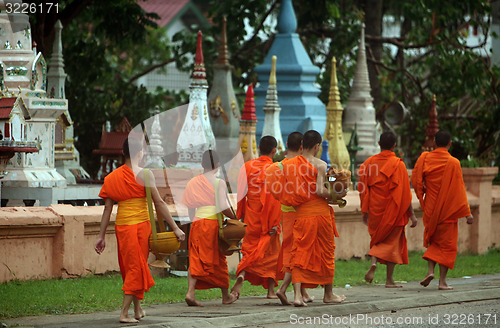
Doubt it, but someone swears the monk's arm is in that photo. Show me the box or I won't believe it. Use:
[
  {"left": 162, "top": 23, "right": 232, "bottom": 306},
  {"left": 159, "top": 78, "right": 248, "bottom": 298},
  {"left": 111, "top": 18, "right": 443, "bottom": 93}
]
[
  {"left": 407, "top": 204, "right": 417, "bottom": 227},
  {"left": 218, "top": 180, "right": 237, "bottom": 220},
  {"left": 95, "top": 197, "right": 115, "bottom": 254},
  {"left": 316, "top": 162, "right": 332, "bottom": 200},
  {"left": 149, "top": 177, "right": 186, "bottom": 241}
]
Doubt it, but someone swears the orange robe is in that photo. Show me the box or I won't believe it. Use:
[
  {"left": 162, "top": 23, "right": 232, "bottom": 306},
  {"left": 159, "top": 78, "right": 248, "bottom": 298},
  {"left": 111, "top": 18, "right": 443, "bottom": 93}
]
[
  {"left": 266, "top": 158, "right": 294, "bottom": 273},
  {"left": 411, "top": 148, "right": 471, "bottom": 269},
  {"left": 99, "top": 165, "right": 155, "bottom": 300},
  {"left": 236, "top": 155, "right": 282, "bottom": 289},
  {"left": 358, "top": 150, "right": 412, "bottom": 265},
  {"left": 182, "top": 174, "right": 229, "bottom": 290},
  {"left": 281, "top": 156, "right": 338, "bottom": 288}
]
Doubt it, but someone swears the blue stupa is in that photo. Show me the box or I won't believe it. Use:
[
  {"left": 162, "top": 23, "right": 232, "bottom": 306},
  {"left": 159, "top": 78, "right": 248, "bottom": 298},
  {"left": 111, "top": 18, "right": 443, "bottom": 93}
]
[{"left": 254, "top": 0, "right": 325, "bottom": 141}]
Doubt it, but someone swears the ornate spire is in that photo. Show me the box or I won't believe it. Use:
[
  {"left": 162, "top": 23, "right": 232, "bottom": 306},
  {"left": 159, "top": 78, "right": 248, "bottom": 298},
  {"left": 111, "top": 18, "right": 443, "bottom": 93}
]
[
  {"left": 343, "top": 22, "right": 378, "bottom": 165},
  {"left": 261, "top": 55, "right": 284, "bottom": 153},
  {"left": 47, "top": 20, "right": 67, "bottom": 99},
  {"left": 323, "top": 57, "right": 350, "bottom": 169},
  {"left": 422, "top": 94, "right": 439, "bottom": 152},
  {"left": 238, "top": 85, "right": 258, "bottom": 161},
  {"left": 191, "top": 30, "right": 207, "bottom": 84},
  {"left": 241, "top": 84, "right": 257, "bottom": 121},
  {"left": 208, "top": 16, "right": 240, "bottom": 138},
  {"left": 216, "top": 17, "right": 229, "bottom": 66}
]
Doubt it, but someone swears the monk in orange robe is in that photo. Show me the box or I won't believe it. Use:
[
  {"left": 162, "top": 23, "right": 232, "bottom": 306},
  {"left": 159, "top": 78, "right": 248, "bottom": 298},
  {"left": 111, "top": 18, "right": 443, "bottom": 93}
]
[
  {"left": 95, "top": 138, "right": 185, "bottom": 323},
  {"left": 265, "top": 132, "right": 313, "bottom": 305},
  {"left": 182, "top": 150, "right": 238, "bottom": 306},
  {"left": 280, "top": 130, "right": 346, "bottom": 307},
  {"left": 358, "top": 132, "right": 417, "bottom": 288},
  {"left": 411, "top": 130, "right": 473, "bottom": 290},
  {"left": 231, "top": 136, "right": 282, "bottom": 299}
]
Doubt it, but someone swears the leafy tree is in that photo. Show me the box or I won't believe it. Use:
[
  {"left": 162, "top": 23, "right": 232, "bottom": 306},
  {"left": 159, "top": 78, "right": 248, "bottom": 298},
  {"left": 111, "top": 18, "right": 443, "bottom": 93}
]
[
  {"left": 28, "top": 0, "right": 498, "bottom": 178},
  {"left": 200, "top": 0, "right": 498, "bottom": 175},
  {"left": 29, "top": 0, "right": 190, "bottom": 177}
]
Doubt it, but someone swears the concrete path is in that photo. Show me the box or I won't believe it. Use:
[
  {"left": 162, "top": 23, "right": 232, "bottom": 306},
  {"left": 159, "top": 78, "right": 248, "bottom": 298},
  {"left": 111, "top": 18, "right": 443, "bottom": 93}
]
[{"left": 3, "top": 274, "right": 500, "bottom": 328}]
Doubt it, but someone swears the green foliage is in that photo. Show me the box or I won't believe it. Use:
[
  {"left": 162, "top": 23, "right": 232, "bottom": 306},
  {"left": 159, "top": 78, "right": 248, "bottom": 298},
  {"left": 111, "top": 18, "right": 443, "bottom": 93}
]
[
  {"left": 56, "top": 2, "right": 189, "bottom": 177},
  {"left": 28, "top": 0, "right": 498, "bottom": 176},
  {"left": 2, "top": 249, "right": 500, "bottom": 319}
]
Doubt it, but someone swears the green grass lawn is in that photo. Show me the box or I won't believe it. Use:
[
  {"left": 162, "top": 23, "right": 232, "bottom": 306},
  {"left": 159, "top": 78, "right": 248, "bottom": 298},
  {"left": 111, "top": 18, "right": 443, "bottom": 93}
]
[{"left": 1, "top": 249, "right": 499, "bottom": 319}]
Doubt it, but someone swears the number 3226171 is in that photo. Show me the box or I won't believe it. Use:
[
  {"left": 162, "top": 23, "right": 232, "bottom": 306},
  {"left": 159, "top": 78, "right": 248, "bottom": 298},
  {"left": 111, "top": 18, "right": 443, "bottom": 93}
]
[{"left": 6, "top": 3, "right": 59, "bottom": 14}]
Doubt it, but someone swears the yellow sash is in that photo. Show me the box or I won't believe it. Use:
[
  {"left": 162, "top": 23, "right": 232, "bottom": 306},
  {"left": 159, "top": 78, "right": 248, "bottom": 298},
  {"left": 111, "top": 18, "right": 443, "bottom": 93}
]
[
  {"left": 116, "top": 197, "right": 149, "bottom": 225},
  {"left": 281, "top": 204, "right": 296, "bottom": 212},
  {"left": 195, "top": 206, "right": 219, "bottom": 220}
]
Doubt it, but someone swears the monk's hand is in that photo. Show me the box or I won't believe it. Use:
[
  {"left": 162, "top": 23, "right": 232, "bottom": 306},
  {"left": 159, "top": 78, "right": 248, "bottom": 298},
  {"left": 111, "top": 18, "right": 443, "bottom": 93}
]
[
  {"left": 362, "top": 213, "right": 368, "bottom": 226},
  {"left": 466, "top": 215, "right": 474, "bottom": 225},
  {"left": 336, "top": 189, "right": 348, "bottom": 198},
  {"left": 174, "top": 227, "right": 186, "bottom": 241},
  {"left": 409, "top": 213, "right": 418, "bottom": 228},
  {"left": 95, "top": 238, "right": 105, "bottom": 255},
  {"left": 269, "top": 226, "right": 278, "bottom": 236}
]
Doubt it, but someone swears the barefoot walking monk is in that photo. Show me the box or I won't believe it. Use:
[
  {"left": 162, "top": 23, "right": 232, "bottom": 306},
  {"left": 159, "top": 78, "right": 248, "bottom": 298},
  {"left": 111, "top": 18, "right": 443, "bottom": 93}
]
[
  {"left": 95, "top": 138, "right": 185, "bottom": 323},
  {"left": 358, "top": 132, "right": 417, "bottom": 288},
  {"left": 280, "top": 130, "right": 346, "bottom": 307},
  {"left": 182, "top": 150, "right": 238, "bottom": 306},
  {"left": 231, "top": 136, "right": 282, "bottom": 299},
  {"left": 411, "top": 130, "right": 474, "bottom": 290},
  {"left": 265, "top": 132, "right": 314, "bottom": 305}
]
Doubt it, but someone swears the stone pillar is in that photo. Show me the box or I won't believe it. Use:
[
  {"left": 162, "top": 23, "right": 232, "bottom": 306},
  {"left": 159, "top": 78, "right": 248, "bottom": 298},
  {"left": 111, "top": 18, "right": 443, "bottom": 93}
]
[{"left": 462, "top": 167, "right": 499, "bottom": 254}]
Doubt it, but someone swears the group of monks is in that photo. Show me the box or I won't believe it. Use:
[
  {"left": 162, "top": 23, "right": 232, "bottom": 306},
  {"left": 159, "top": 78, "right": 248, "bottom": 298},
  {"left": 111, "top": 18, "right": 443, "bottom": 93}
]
[
  {"left": 96, "top": 128, "right": 473, "bottom": 322},
  {"left": 182, "top": 130, "right": 346, "bottom": 307},
  {"left": 359, "top": 130, "right": 473, "bottom": 290},
  {"left": 181, "top": 128, "right": 473, "bottom": 308}
]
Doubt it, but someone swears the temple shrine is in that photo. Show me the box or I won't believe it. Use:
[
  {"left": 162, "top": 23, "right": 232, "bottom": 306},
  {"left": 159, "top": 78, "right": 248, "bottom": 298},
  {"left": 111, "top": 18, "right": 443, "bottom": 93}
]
[
  {"left": 0, "top": 2, "right": 99, "bottom": 206},
  {"left": 254, "top": 0, "right": 325, "bottom": 141}
]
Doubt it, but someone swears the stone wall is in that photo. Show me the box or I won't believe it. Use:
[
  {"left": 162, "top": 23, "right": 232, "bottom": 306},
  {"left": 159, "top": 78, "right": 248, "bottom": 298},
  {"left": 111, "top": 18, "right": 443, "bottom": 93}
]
[{"left": 0, "top": 167, "right": 498, "bottom": 282}]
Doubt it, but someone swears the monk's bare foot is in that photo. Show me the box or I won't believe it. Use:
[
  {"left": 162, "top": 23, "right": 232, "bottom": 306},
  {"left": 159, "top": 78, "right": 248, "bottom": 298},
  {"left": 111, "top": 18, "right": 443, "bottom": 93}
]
[
  {"left": 267, "top": 290, "right": 278, "bottom": 299},
  {"left": 438, "top": 285, "right": 453, "bottom": 290},
  {"left": 385, "top": 283, "right": 403, "bottom": 288},
  {"left": 185, "top": 295, "right": 203, "bottom": 307},
  {"left": 134, "top": 309, "right": 145, "bottom": 320},
  {"left": 230, "top": 290, "right": 240, "bottom": 300},
  {"left": 420, "top": 274, "right": 434, "bottom": 287},
  {"left": 293, "top": 299, "right": 307, "bottom": 307},
  {"left": 230, "top": 274, "right": 244, "bottom": 298},
  {"left": 324, "top": 294, "right": 346, "bottom": 304},
  {"left": 222, "top": 292, "right": 238, "bottom": 304},
  {"left": 364, "top": 264, "right": 377, "bottom": 283},
  {"left": 119, "top": 316, "right": 139, "bottom": 323},
  {"left": 276, "top": 289, "right": 291, "bottom": 305},
  {"left": 303, "top": 295, "right": 315, "bottom": 303}
]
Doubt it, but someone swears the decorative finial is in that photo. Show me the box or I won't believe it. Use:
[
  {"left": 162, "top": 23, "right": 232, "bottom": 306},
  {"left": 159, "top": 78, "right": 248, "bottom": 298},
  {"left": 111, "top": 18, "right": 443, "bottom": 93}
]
[
  {"left": 241, "top": 84, "right": 257, "bottom": 121},
  {"left": 269, "top": 56, "right": 277, "bottom": 86},
  {"left": 192, "top": 30, "right": 206, "bottom": 81},
  {"left": 327, "top": 56, "right": 342, "bottom": 111},
  {"left": 277, "top": 0, "right": 297, "bottom": 34},
  {"left": 216, "top": 17, "right": 229, "bottom": 65}
]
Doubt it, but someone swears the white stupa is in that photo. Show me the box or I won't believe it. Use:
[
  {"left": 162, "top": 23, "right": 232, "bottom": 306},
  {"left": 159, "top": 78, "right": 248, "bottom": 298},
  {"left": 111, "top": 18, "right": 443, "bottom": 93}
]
[
  {"left": 177, "top": 31, "right": 216, "bottom": 167},
  {"left": 343, "top": 23, "right": 379, "bottom": 164}
]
